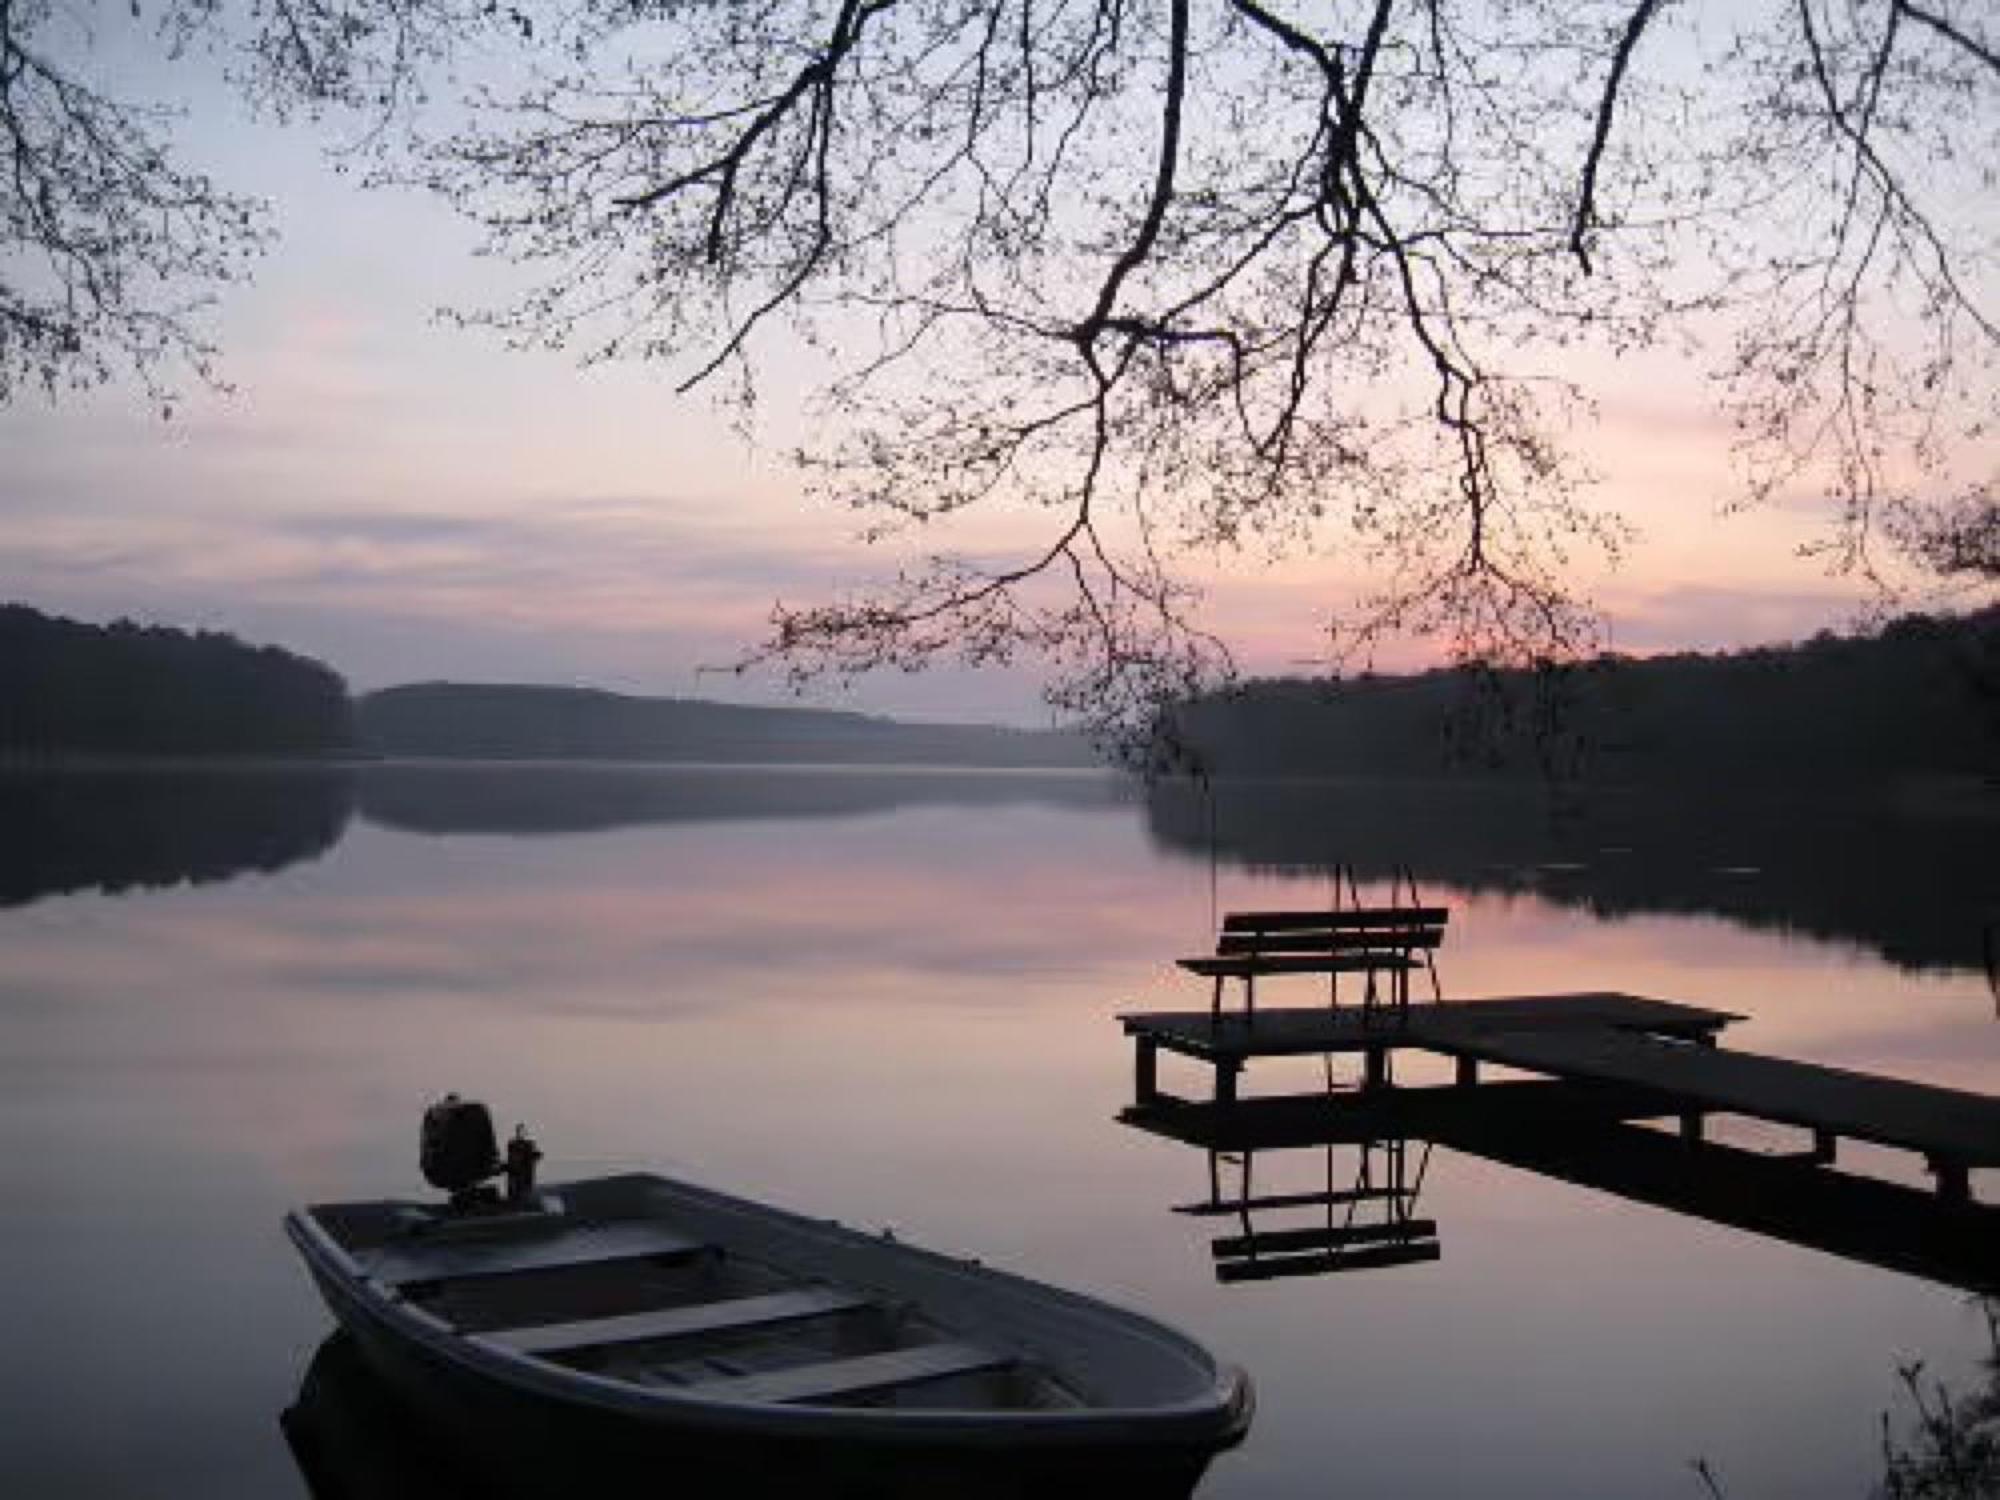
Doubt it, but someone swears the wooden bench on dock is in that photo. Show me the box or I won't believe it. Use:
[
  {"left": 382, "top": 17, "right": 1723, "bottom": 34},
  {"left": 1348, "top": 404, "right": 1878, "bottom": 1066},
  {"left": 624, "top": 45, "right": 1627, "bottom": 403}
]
[{"left": 1178, "top": 906, "right": 1449, "bottom": 1019}]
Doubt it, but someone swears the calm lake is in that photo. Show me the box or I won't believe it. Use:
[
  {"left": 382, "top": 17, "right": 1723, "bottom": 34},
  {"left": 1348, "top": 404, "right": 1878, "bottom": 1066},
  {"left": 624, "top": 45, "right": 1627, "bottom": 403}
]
[{"left": 1, "top": 763, "right": 1993, "bottom": 1498}]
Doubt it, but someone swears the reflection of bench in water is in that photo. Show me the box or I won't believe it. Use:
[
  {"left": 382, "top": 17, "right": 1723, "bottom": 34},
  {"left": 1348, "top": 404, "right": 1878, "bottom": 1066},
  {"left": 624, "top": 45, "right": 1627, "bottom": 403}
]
[
  {"left": 1188, "top": 1134, "right": 1442, "bottom": 1284},
  {"left": 1121, "top": 992, "right": 1999, "bottom": 1204}
]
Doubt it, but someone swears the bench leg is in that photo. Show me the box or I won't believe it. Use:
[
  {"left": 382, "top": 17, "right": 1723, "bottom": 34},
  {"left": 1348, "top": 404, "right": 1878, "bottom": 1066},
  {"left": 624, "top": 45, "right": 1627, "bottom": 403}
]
[
  {"left": 1215, "top": 1061, "right": 1241, "bottom": 1107},
  {"left": 1456, "top": 1055, "right": 1479, "bottom": 1088},
  {"left": 1364, "top": 1045, "right": 1390, "bottom": 1090},
  {"left": 1681, "top": 1111, "right": 1705, "bottom": 1144},
  {"left": 1134, "top": 1038, "right": 1159, "bottom": 1104},
  {"left": 1931, "top": 1157, "right": 1970, "bottom": 1203}
]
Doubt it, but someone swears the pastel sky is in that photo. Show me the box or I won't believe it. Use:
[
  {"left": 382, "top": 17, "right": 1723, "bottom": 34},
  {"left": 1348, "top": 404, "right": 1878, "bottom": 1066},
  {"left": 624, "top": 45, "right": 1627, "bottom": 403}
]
[{"left": 0, "top": 34, "right": 1970, "bottom": 725}]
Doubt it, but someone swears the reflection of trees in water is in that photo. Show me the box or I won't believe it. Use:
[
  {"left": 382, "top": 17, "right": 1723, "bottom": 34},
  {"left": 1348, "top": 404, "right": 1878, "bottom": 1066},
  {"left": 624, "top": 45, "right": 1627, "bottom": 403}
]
[
  {"left": 355, "top": 763, "right": 1130, "bottom": 836},
  {"left": 0, "top": 769, "right": 353, "bottom": 907},
  {"left": 1146, "top": 777, "right": 1998, "bottom": 975}
]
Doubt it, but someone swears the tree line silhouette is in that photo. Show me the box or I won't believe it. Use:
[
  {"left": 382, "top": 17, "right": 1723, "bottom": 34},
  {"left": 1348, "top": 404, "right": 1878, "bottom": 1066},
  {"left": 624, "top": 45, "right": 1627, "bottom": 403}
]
[
  {"left": 0, "top": 605, "right": 353, "bottom": 757},
  {"left": 1161, "top": 607, "right": 1999, "bottom": 783}
]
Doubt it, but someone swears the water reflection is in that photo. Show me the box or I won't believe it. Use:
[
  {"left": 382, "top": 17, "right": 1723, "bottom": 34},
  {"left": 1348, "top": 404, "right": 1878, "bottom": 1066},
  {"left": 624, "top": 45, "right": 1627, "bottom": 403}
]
[
  {"left": 285, "top": 1335, "right": 484, "bottom": 1500},
  {"left": 4, "top": 762, "right": 1992, "bottom": 1498},
  {"left": 354, "top": 762, "right": 1131, "bottom": 836},
  {"left": 3, "top": 763, "right": 1984, "bottom": 985},
  {"left": 1122, "top": 1081, "right": 2000, "bottom": 1293},
  {"left": 0, "top": 767, "right": 352, "bottom": 908},
  {"left": 1146, "top": 776, "right": 1998, "bottom": 974},
  {"left": 1183, "top": 1137, "right": 1441, "bottom": 1284}
]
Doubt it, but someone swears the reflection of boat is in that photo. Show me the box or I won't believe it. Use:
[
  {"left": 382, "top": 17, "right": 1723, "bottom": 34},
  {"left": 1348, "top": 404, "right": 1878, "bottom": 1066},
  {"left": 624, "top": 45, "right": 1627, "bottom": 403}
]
[
  {"left": 285, "top": 1103, "right": 1251, "bottom": 1499},
  {"left": 284, "top": 1332, "right": 488, "bottom": 1500}
]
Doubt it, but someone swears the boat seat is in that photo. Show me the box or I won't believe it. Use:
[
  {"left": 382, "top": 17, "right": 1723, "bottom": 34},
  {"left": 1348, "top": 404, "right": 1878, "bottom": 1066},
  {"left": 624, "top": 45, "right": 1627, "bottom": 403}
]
[
  {"left": 681, "top": 1340, "right": 1013, "bottom": 1406},
  {"left": 360, "top": 1221, "right": 704, "bottom": 1287},
  {"left": 484, "top": 1287, "right": 871, "bottom": 1357}
]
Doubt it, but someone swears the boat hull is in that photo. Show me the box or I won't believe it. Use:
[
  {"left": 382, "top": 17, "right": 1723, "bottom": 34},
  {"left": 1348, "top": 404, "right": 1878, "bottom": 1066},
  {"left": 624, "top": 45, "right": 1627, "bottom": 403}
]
[{"left": 288, "top": 1175, "right": 1249, "bottom": 1498}]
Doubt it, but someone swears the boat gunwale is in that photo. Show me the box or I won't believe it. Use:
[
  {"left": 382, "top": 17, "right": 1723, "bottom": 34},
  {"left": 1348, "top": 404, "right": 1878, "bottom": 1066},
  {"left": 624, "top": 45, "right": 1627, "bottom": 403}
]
[{"left": 285, "top": 1175, "right": 1252, "bottom": 1452}]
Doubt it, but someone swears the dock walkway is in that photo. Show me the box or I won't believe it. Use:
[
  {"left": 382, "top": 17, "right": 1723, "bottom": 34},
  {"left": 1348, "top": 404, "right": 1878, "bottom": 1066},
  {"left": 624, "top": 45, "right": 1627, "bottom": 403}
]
[{"left": 1120, "top": 992, "right": 1998, "bottom": 1198}]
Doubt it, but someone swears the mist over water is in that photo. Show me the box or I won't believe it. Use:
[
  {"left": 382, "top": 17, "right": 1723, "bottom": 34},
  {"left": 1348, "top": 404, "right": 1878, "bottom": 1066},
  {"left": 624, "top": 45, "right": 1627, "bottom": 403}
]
[{"left": 0, "top": 764, "right": 1992, "bottom": 1497}]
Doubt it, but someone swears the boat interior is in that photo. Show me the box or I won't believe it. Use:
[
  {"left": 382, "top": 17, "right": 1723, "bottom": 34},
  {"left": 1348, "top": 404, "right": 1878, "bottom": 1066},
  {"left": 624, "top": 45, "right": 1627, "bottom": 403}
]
[{"left": 306, "top": 1189, "right": 1087, "bottom": 1414}]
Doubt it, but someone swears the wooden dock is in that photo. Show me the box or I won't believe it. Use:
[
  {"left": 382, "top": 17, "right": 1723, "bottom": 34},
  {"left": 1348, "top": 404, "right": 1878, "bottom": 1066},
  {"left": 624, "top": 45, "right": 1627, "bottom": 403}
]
[
  {"left": 1120, "top": 992, "right": 1999, "bottom": 1199},
  {"left": 1119, "top": 1085, "right": 2000, "bottom": 1293},
  {"left": 1123, "top": 992, "right": 1739, "bottom": 1099}
]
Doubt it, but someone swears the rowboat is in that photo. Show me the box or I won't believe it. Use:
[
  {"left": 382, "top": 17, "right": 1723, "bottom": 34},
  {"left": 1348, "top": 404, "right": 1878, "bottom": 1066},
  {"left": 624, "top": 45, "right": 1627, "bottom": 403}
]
[{"left": 284, "top": 1115, "right": 1251, "bottom": 1497}]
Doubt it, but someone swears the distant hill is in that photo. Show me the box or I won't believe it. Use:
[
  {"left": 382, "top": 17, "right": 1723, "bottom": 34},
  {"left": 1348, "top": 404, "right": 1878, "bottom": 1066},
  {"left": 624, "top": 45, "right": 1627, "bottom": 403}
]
[
  {"left": 0, "top": 604, "right": 353, "bottom": 758},
  {"left": 356, "top": 683, "right": 1099, "bottom": 768},
  {"left": 1162, "top": 607, "right": 1998, "bottom": 782}
]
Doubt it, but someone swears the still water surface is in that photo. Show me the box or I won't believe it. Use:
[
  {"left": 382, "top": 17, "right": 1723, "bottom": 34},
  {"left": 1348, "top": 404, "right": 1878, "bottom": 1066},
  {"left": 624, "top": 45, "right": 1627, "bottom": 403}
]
[{"left": 0, "top": 764, "right": 1993, "bottom": 1498}]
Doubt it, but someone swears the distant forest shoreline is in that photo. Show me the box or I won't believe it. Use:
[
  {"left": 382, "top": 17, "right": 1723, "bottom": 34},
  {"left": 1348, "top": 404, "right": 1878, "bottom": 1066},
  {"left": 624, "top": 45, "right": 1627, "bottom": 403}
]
[
  {"left": 3, "top": 601, "right": 1994, "bottom": 781},
  {"left": 1165, "top": 606, "right": 1997, "bottom": 785},
  {"left": 0, "top": 604, "right": 1094, "bottom": 768}
]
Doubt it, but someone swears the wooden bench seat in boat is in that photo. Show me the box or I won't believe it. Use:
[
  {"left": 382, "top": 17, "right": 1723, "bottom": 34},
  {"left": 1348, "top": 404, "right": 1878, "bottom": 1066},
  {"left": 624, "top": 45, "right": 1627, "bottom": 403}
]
[
  {"left": 359, "top": 1220, "right": 704, "bottom": 1287},
  {"left": 484, "top": 1287, "right": 872, "bottom": 1357},
  {"left": 1179, "top": 906, "right": 1448, "bottom": 1018},
  {"left": 680, "top": 1341, "right": 1014, "bottom": 1406}
]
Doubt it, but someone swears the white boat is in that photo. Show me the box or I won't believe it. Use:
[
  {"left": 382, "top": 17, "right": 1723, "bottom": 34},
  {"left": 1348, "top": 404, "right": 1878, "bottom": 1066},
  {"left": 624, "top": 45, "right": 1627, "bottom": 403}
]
[{"left": 285, "top": 1114, "right": 1251, "bottom": 1497}]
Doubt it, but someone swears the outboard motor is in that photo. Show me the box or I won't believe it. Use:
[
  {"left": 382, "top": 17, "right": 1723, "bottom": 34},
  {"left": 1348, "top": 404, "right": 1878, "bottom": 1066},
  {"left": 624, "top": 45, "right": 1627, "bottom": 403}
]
[{"left": 421, "top": 1095, "right": 540, "bottom": 1212}]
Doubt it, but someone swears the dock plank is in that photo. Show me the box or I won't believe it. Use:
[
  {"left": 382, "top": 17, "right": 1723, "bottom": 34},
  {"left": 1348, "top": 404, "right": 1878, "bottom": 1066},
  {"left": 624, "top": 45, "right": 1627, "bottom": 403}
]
[
  {"left": 1470, "top": 1029, "right": 2000, "bottom": 1166},
  {"left": 1121, "top": 992, "right": 1742, "bottom": 1061}
]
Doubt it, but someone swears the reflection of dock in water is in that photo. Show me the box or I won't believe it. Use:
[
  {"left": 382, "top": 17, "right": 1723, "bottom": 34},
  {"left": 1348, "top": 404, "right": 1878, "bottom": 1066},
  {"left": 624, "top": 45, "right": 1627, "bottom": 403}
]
[{"left": 1120, "top": 993, "right": 2000, "bottom": 1293}]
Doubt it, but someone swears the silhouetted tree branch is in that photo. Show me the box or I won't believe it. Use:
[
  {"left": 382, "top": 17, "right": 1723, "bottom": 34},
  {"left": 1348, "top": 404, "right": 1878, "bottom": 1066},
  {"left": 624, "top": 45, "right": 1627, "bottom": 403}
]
[
  {"left": 0, "top": 0, "right": 269, "bottom": 404},
  {"left": 7, "top": 1, "right": 1996, "bottom": 742}
]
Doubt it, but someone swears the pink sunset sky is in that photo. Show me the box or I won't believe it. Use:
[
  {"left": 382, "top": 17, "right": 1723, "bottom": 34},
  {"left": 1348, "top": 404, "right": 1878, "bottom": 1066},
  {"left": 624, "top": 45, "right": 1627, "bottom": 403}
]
[{"left": 0, "top": 46, "right": 1983, "bottom": 725}]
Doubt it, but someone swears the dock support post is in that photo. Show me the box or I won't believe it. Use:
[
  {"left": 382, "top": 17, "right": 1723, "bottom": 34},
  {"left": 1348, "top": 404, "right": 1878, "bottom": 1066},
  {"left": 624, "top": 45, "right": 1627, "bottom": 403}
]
[
  {"left": 1455, "top": 1055, "right": 1479, "bottom": 1088},
  {"left": 1215, "top": 1060, "right": 1241, "bottom": 1107},
  {"left": 1134, "top": 1038, "right": 1158, "bottom": 1104},
  {"left": 1680, "top": 1111, "right": 1705, "bottom": 1144}
]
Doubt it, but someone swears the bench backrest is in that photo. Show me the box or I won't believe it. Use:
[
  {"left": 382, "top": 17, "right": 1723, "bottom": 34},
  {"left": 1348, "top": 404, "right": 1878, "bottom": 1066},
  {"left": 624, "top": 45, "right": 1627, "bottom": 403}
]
[{"left": 1216, "top": 906, "right": 1448, "bottom": 957}]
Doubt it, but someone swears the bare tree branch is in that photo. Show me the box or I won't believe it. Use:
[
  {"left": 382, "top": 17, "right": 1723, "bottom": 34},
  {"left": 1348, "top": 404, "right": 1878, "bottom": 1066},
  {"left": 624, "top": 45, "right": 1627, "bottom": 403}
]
[{"left": 1571, "top": 0, "right": 1667, "bottom": 273}]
